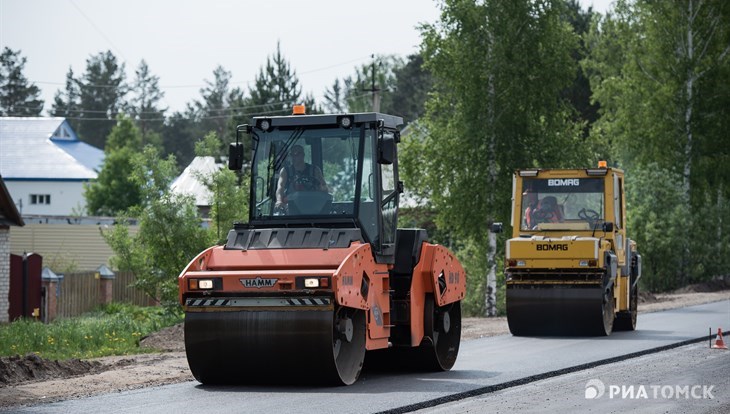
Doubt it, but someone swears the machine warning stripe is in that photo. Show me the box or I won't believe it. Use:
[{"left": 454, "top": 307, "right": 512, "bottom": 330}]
[{"left": 185, "top": 297, "right": 331, "bottom": 307}]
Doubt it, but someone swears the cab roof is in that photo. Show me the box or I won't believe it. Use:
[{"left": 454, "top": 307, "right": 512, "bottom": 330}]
[{"left": 251, "top": 112, "right": 404, "bottom": 130}]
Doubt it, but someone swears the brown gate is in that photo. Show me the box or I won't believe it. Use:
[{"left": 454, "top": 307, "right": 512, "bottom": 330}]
[{"left": 9, "top": 253, "right": 43, "bottom": 321}]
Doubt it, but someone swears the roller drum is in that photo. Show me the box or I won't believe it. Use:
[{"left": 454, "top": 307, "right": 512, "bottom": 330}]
[
  {"left": 184, "top": 307, "right": 365, "bottom": 385},
  {"left": 507, "top": 284, "right": 613, "bottom": 336}
]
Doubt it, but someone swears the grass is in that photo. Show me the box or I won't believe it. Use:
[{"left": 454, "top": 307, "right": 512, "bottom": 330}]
[{"left": 0, "top": 303, "right": 183, "bottom": 360}]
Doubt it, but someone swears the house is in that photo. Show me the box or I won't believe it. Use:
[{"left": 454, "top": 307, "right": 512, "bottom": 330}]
[
  {"left": 170, "top": 156, "right": 221, "bottom": 218},
  {"left": 0, "top": 176, "right": 25, "bottom": 323},
  {"left": 0, "top": 117, "right": 104, "bottom": 216}
]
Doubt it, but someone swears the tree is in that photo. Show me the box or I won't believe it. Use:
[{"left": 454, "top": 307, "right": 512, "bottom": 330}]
[
  {"left": 0, "top": 47, "right": 44, "bottom": 116},
  {"left": 562, "top": 0, "right": 599, "bottom": 135},
  {"left": 64, "top": 51, "right": 128, "bottom": 149},
  {"left": 128, "top": 60, "right": 167, "bottom": 147},
  {"left": 51, "top": 68, "right": 80, "bottom": 119},
  {"left": 103, "top": 146, "right": 211, "bottom": 305},
  {"left": 247, "top": 41, "right": 302, "bottom": 116},
  {"left": 192, "top": 65, "right": 245, "bottom": 139},
  {"left": 84, "top": 116, "right": 143, "bottom": 216},
  {"left": 323, "top": 79, "right": 346, "bottom": 113},
  {"left": 389, "top": 54, "right": 432, "bottom": 123},
  {"left": 405, "top": 0, "right": 586, "bottom": 316}
]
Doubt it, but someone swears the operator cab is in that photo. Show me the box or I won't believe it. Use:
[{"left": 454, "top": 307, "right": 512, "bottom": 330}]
[{"left": 229, "top": 109, "right": 403, "bottom": 263}]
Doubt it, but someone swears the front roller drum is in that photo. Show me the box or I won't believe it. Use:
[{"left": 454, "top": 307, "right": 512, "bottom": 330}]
[
  {"left": 184, "top": 306, "right": 366, "bottom": 385},
  {"left": 507, "top": 284, "right": 614, "bottom": 336}
]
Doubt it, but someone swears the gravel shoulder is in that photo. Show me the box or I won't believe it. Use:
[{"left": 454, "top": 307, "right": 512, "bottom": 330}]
[{"left": 1, "top": 289, "right": 729, "bottom": 410}]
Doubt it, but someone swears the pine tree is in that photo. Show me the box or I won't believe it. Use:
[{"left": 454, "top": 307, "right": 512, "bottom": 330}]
[
  {"left": 129, "top": 60, "right": 167, "bottom": 146},
  {"left": 248, "top": 41, "right": 302, "bottom": 116},
  {"left": 0, "top": 47, "right": 44, "bottom": 116},
  {"left": 51, "top": 68, "right": 80, "bottom": 118},
  {"left": 190, "top": 66, "right": 245, "bottom": 141},
  {"left": 74, "top": 51, "right": 128, "bottom": 149}
]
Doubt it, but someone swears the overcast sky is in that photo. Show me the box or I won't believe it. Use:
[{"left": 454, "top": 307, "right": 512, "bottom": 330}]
[{"left": 1, "top": 0, "right": 613, "bottom": 114}]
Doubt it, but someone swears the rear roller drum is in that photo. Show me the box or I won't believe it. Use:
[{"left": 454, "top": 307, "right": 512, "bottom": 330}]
[
  {"left": 332, "top": 306, "right": 367, "bottom": 384},
  {"left": 364, "top": 296, "right": 461, "bottom": 372},
  {"left": 614, "top": 285, "right": 638, "bottom": 331},
  {"left": 599, "top": 285, "right": 615, "bottom": 336},
  {"left": 419, "top": 295, "right": 462, "bottom": 371}
]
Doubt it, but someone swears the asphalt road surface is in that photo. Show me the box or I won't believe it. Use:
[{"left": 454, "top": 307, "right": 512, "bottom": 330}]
[{"left": 8, "top": 300, "right": 730, "bottom": 414}]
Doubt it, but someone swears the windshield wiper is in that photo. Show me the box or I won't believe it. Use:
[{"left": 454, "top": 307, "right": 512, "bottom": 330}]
[{"left": 271, "top": 128, "right": 305, "bottom": 174}]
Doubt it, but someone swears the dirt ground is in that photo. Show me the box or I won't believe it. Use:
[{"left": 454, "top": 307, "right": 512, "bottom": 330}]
[{"left": 1, "top": 286, "right": 729, "bottom": 410}]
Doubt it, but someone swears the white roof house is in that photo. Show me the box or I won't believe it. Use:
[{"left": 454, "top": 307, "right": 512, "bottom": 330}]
[
  {"left": 170, "top": 156, "right": 221, "bottom": 218},
  {"left": 0, "top": 117, "right": 104, "bottom": 216}
]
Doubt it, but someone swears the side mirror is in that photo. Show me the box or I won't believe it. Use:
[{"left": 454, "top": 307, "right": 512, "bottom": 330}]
[
  {"left": 603, "top": 222, "right": 614, "bottom": 232},
  {"left": 491, "top": 222, "right": 503, "bottom": 233},
  {"left": 378, "top": 135, "right": 395, "bottom": 165},
  {"left": 228, "top": 142, "right": 243, "bottom": 171}
]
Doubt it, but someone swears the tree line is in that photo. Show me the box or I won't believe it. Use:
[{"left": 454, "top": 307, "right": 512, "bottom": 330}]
[
  {"left": 2, "top": 0, "right": 728, "bottom": 313},
  {"left": 0, "top": 42, "right": 428, "bottom": 170}
]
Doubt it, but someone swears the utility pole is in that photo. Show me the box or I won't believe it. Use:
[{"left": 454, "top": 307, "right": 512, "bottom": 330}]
[{"left": 364, "top": 55, "right": 381, "bottom": 112}]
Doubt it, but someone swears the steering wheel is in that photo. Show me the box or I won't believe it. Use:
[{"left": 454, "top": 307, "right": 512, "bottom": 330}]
[{"left": 578, "top": 208, "right": 600, "bottom": 221}]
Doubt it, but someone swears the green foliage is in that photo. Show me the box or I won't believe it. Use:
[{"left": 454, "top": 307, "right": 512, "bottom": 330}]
[
  {"left": 84, "top": 116, "right": 144, "bottom": 216},
  {"left": 0, "top": 304, "right": 182, "bottom": 360},
  {"left": 104, "top": 146, "right": 212, "bottom": 305},
  {"left": 194, "top": 131, "right": 224, "bottom": 159},
  {"left": 585, "top": 0, "right": 730, "bottom": 287},
  {"left": 0, "top": 47, "right": 44, "bottom": 116},
  {"left": 625, "top": 165, "right": 690, "bottom": 291},
  {"left": 412, "top": 0, "right": 586, "bottom": 242}
]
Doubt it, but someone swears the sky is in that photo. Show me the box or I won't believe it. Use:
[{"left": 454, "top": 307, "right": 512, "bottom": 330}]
[{"left": 1, "top": 0, "right": 614, "bottom": 114}]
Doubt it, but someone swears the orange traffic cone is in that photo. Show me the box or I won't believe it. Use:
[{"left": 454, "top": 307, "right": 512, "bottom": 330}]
[{"left": 711, "top": 328, "right": 728, "bottom": 349}]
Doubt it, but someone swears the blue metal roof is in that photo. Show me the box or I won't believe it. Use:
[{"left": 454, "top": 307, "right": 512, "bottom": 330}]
[{"left": 0, "top": 117, "right": 104, "bottom": 180}]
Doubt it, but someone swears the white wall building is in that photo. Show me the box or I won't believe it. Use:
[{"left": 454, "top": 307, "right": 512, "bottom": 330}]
[{"left": 0, "top": 117, "right": 104, "bottom": 216}]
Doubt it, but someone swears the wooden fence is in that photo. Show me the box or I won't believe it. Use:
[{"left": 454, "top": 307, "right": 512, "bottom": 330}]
[{"left": 57, "top": 271, "right": 152, "bottom": 318}]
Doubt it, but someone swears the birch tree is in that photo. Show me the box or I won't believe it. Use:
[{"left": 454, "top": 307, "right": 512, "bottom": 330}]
[{"left": 404, "top": 0, "right": 586, "bottom": 316}]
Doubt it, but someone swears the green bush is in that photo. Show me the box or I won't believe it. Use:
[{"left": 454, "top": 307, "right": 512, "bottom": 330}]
[{"left": 0, "top": 303, "right": 182, "bottom": 360}]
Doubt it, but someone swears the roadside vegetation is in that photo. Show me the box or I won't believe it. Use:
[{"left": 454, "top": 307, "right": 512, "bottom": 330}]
[{"left": 0, "top": 303, "right": 182, "bottom": 360}]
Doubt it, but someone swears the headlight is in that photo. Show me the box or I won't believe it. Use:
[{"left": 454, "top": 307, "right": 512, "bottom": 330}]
[
  {"left": 188, "top": 278, "right": 218, "bottom": 290},
  {"left": 304, "top": 278, "right": 320, "bottom": 288}
]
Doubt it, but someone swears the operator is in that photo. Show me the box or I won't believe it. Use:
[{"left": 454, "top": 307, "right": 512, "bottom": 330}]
[
  {"left": 275, "top": 144, "right": 328, "bottom": 211},
  {"left": 533, "top": 195, "right": 564, "bottom": 226}
]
